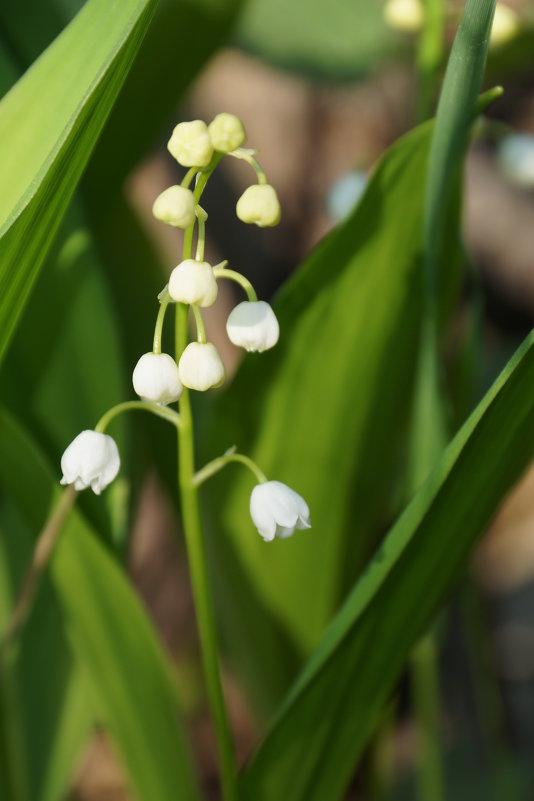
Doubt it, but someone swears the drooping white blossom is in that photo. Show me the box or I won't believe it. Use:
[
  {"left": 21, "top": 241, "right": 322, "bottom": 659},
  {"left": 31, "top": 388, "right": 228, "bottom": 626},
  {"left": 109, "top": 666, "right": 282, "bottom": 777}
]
[
  {"left": 60, "top": 430, "right": 120, "bottom": 495},
  {"left": 168, "top": 259, "right": 218, "bottom": 307},
  {"left": 236, "top": 184, "right": 281, "bottom": 227},
  {"left": 132, "top": 352, "right": 182, "bottom": 405},
  {"left": 249, "top": 481, "right": 311, "bottom": 542},
  {"left": 208, "top": 113, "right": 246, "bottom": 153},
  {"left": 167, "top": 120, "right": 213, "bottom": 168},
  {"left": 226, "top": 301, "right": 279, "bottom": 352},
  {"left": 152, "top": 185, "right": 196, "bottom": 229},
  {"left": 178, "top": 342, "right": 225, "bottom": 391}
]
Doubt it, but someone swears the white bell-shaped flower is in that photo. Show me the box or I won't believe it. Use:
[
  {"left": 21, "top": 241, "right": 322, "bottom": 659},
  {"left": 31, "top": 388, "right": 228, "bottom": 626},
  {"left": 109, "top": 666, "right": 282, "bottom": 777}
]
[
  {"left": 208, "top": 113, "right": 246, "bottom": 153},
  {"left": 226, "top": 301, "right": 279, "bottom": 352},
  {"left": 152, "top": 185, "right": 196, "bottom": 229},
  {"left": 167, "top": 120, "right": 213, "bottom": 168},
  {"left": 60, "top": 430, "right": 120, "bottom": 495},
  {"left": 168, "top": 259, "right": 218, "bottom": 307},
  {"left": 132, "top": 352, "right": 182, "bottom": 405},
  {"left": 250, "top": 481, "right": 311, "bottom": 542},
  {"left": 236, "top": 184, "right": 281, "bottom": 227},
  {"left": 178, "top": 342, "right": 225, "bottom": 391}
]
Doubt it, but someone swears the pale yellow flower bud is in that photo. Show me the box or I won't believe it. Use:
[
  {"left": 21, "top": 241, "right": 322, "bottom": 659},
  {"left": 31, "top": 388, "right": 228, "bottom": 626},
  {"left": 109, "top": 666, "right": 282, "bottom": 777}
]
[
  {"left": 167, "top": 120, "right": 213, "bottom": 168},
  {"left": 490, "top": 3, "right": 520, "bottom": 48},
  {"left": 178, "top": 342, "right": 225, "bottom": 391},
  {"left": 168, "top": 259, "right": 218, "bottom": 307},
  {"left": 383, "top": 0, "right": 423, "bottom": 33},
  {"left": 236, "top": 184, "right": 281, "bottom": 228},
  {"left": 152, "top": 185, "right": 196, "bottom": 228},
  {"left": 208, "top": 113, "right": 246, "bottom": 153}
]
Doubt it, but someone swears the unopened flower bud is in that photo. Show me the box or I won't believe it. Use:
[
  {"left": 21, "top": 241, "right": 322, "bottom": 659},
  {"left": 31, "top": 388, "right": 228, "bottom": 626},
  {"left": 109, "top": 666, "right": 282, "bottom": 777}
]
[
  {"left": 152, "top": 186, "right": 196, "bottom": 228},
  {"left": 249, "top": 481, "right": 311, "bottom": 542},
  {"left": 208, "top": 113, "right": 246, "bottom": 153},
  {"left": 167, "top": 120, "right": 213, "bottom": 168},
  {"left": 236, "top": 184, "right": 281, "bottom": 227},
  {"left": 490, "top": 3, "right": 520, "bottom": 47},
  {"left": 132, "top": 352, "right": 182, "bottom": 405},
  {"left": 168, "top": 259, "right": 218, "bottom": 307},
  {"left": 178, "top": 342, "right": 225, "bottom": 391},
  {"left": 383, "top": 0, "right": 423, "bottom": 32},
  {"left": 226, "top": 301, "right": 279, "bottom": 352},
  {"left": 60, "top": 430, "right": 120, "bottom": 495}
]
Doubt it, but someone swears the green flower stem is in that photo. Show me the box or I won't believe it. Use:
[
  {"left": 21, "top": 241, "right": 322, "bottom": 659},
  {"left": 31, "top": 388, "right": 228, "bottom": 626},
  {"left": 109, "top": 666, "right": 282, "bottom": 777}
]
[
  {"left": 191, "top": 305, "right": 207, "bottom": 344},
  {"left": 229, "top": 149, "right": 267, "bottom": 184},
  {"left": 175, "top": 155, "right": 236, "bottom": 801},
  {"left": 175, "top": 303, "right": 237, "bottom": 801},
  {"left": 416, "top": 0, "right": 445, "bottom": 122},
  {"left": 411, "top": 634, "right": 444, "bottom": 801},
  {"left": 193, "top": 449, "right": 267, "bottom": 488},
  {"left": 95, "top": 401, "right": 182, "bottom": 433},
  {"left": 153, "top": 287, "right": 171, "bottom": 354},
  {"left": 195, "top": 205, "right": 207, "bottom": 262},
  {"left": 0, "top": 485, "right": 77, "bottom": 670},
  {"left": 182, "top": 156, "right": 222, "bottom": 263},
  {"left": 212, "top": 267, "right": 258, "bottom": 302},
  {"left": 181, "top": 167, "right": 197, "bottom": 189}
]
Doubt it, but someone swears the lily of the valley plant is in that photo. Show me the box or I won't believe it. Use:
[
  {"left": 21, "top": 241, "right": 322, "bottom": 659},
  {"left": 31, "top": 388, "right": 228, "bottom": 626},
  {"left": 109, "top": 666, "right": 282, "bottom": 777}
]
[{"left": 55, "top": 113, "right": 310, "bottom": 801}]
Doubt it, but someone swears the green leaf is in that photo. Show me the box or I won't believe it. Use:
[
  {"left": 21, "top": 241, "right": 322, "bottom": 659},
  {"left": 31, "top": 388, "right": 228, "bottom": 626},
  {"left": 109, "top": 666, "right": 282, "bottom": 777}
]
[
  {"left": 203, "top": 117, "right": 461, "bottom": 664},
  {"left": 235, "top": 0, "right": 402, "bottom": 80},
  {"left": 0, "top": 500, "right": 93, "bottom": 801},
  {"left": 239, "top": 4, "right": 504, "bottom": 797},
  {"left": 1, "top": 203, "right": 131, "bottom": 550},
  {"left": 0, "top": 409, "right": 201, "bottom": 801},
  {"left": 239, "top": 327, "right": 534, "bottom": 801},
  {"left": 0, "top": 0, "right": 157, "bottom": 366}
]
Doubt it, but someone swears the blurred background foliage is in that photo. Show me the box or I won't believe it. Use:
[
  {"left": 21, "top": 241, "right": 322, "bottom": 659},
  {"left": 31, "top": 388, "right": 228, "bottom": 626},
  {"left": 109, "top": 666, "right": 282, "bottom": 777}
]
[{"left": 2, "top": 0, "right": 534, "bottom": 799}]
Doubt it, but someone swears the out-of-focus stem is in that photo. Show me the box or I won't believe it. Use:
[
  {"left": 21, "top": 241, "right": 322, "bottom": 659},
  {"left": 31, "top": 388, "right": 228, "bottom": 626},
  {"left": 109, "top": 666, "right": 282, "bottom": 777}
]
[
  {"left": 0, "top": 486, "right": 77, "bottom": 668},
  {"left": 411, "top": 634, "right": 445, "bottom": 801},
  {"left": 416, "top": 0, "right": 445, "bottom": 122}
]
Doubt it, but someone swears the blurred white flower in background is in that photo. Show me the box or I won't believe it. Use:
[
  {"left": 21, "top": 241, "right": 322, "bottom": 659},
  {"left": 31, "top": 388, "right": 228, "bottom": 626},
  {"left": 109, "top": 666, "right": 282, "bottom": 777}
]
[
  {"left": 326, "top": 170, "right": 368, "bottom": 223},
  {"left": 383, "top": 0, "right": 424, "bottom": 33},
  {"left": 498, "top": 133, "right": 534, "bottom": 189},
  {"left": 490, "top": 3, "right": 520, "bottom": 48}
]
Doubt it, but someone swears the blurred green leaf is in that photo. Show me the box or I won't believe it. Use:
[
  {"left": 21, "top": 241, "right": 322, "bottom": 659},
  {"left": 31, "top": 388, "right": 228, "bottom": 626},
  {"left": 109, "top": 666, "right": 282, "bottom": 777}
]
[
  {"left": 0, "top": 409, "right": 201, "bottom": 801},
  {"left": 239, "top": 326, "right": 534, "bottom": 801},
  {"left": 235, "top": 0, "right": 402, "bottom": 80},
  {"left": 0, "top": 204, "right": 131, "bottom": 550},
  {"left": 0, "top": 0, "right": 157, "bottom": 366},
  {"left": 0, "top": 501, "right": 93, "bottom": 801},
  {"left": 409, "top": 0, "right": 497, "bottom": 491},
  {"left": 204, "top": 118, "right": 461, "bottom": 663}
]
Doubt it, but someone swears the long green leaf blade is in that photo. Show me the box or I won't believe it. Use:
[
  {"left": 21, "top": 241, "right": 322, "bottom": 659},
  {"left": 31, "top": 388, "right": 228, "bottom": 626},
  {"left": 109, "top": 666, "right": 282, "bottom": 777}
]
[
  {"left": 0, "top": 409, "right": 201, "bottom": 801},
  {"left": 0, "top": 0, "right": 156, "bottom": 365},
  {"left": 239, "top": 324, "right": 534, "bottom": 801},
  {"left": 203, "top": 117, "right": 461, "bottom": 665}
]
